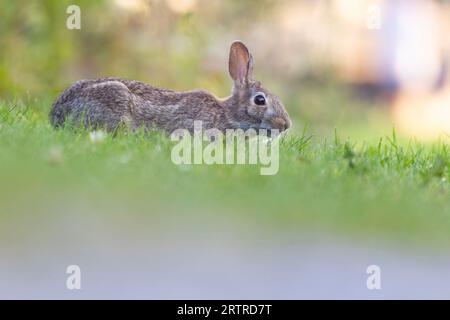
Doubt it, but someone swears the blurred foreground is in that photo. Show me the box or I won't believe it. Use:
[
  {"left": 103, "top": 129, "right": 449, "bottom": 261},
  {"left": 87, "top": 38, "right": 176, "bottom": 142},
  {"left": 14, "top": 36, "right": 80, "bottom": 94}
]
[
  {"left": 3, "top": 213, "right": 450, "bottom": 299},
  {"left": 1, "top": 101, "right": 449, "bottom": 298}
]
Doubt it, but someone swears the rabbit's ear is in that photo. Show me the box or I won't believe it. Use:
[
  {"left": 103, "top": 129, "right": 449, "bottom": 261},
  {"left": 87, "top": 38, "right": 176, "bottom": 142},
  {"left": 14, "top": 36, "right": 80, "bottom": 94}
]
[{"left": 229, "top": 41, "right": 253, "bottom": 87}]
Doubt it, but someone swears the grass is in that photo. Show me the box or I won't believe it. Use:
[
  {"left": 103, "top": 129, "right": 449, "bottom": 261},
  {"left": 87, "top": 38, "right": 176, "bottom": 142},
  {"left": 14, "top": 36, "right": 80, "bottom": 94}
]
[{"left": 0, "top": 100, "right": 449, "bottom": 247}]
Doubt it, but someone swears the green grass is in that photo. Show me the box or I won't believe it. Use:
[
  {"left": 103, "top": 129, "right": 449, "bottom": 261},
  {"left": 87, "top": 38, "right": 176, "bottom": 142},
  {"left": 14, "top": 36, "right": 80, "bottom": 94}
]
[{"left": 1, "top": 100, "right": 449, "bottom": 247}]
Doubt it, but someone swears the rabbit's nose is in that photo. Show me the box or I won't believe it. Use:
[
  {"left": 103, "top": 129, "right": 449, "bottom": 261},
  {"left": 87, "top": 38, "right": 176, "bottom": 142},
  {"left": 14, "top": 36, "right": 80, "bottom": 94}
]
[
  {"left": 285, "top": 118, "right": 291, "bottom": 130},
  {"left": 272, "top": 117, "right": 288, "bottom": 131}
]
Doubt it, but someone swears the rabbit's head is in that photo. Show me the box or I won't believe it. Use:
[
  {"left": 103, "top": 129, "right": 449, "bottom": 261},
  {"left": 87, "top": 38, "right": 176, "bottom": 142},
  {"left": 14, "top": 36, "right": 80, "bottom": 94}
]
[{"left": 226, "top": 41, "right": 291, "bottom": 133}]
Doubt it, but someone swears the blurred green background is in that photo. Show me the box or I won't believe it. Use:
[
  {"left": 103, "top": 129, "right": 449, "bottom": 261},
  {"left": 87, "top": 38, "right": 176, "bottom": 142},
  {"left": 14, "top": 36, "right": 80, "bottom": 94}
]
[
  {"left": 3, "top": 0, "right": 450, "bottom": 139},
  {"left": 0, "top": 0, "right": 393, "bottom": 138}
]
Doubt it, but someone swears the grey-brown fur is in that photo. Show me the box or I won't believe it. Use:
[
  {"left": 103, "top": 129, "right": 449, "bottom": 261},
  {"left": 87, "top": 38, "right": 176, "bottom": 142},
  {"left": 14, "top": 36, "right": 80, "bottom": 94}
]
[{"left": 50, "top": 41, "right": 291, "bottom": 134}]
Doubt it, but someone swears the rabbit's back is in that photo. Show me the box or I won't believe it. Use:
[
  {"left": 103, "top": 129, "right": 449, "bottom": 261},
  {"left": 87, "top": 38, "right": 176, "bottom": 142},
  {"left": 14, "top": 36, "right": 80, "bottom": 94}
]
[
  {"left": 50, "top": 78, "right": 152, "bottom": 131},
  {"left": 50, "top": 77, "right": 223, "bottom": 133}
]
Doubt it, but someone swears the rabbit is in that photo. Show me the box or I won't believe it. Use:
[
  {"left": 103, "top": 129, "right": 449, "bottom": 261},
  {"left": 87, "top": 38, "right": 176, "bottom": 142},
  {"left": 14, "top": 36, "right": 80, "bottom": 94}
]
[{"left": 50, "top": 41, "right": 291, "bottom": 134}]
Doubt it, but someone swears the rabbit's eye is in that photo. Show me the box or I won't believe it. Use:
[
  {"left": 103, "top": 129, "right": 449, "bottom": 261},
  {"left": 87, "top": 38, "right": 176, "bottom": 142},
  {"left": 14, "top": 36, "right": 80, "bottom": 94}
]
[{"left": 254, "top": 94, "right": 266, "bottom": 106}]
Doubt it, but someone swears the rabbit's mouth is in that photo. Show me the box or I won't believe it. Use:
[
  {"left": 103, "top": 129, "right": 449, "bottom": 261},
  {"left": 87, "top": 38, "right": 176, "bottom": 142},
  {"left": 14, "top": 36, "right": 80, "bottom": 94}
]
[
  {"left": 232, "top": 121, "right": 285, "bottom": 137},
  {"left": 260, "top": 118, "right": 290, "bottom": 134},
  {"left": 266, "top": 129, "right": 283, "bottom": 138},
  {"left": 254, "top": 126, "right": 282, "bottom": 138}
]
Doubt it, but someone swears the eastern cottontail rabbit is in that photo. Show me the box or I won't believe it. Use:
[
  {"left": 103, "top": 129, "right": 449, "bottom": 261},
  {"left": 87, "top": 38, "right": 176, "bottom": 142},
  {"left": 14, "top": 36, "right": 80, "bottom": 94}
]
[{"left": 50, "top": 41, "right": 291, "bottom": 134}]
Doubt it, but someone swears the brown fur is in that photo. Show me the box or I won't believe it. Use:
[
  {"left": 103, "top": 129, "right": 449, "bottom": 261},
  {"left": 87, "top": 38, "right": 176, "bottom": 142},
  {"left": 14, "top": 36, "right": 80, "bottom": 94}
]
[{"left": 50, "top": 41, "right": 291, "bottom": 134}]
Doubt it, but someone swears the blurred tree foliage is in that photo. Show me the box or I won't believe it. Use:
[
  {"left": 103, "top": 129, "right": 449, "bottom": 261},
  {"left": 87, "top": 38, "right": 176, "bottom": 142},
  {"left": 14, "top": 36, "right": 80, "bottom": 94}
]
[
  {"left": 0, "top": 0, "right": 277, "bottom": 100},
  {"left": 1, "top": 0, "right": 104, "bottom": 98},
  {"left": 0, "top": 0, "right": 369, "bottom": 131}
]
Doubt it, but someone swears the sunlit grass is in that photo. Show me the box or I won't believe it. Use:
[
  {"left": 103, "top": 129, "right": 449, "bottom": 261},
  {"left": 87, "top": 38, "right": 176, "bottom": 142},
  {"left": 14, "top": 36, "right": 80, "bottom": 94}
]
[{"left": 0, "top": 101, "right": 449, "bottom": 246}]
